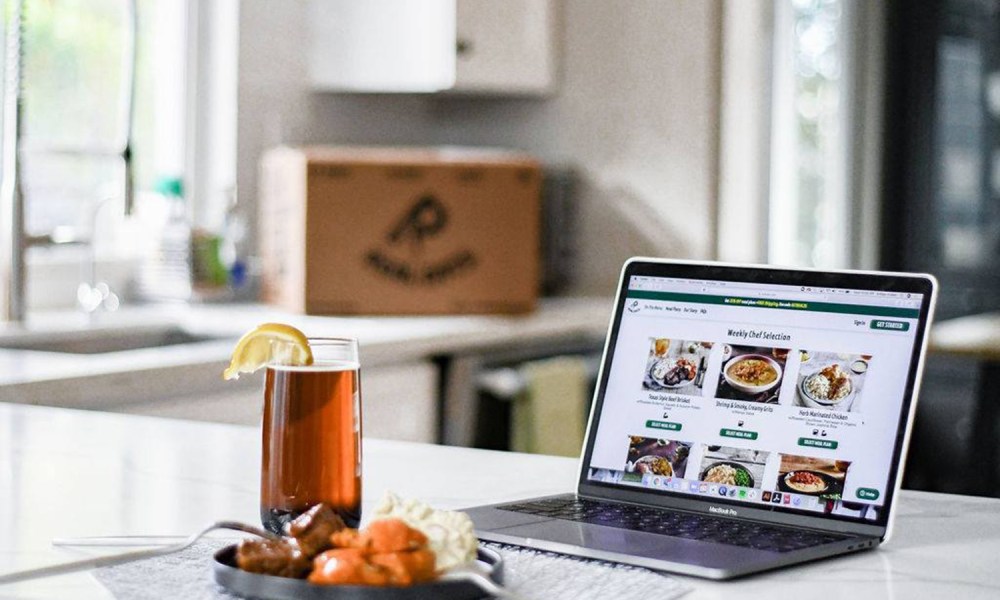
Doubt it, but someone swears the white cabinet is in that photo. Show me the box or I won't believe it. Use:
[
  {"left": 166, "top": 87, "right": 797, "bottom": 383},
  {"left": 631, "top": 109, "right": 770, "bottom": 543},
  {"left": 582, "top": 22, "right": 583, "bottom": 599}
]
[
  {"left": 308, "top": 0, "right": 557, "bottom": 95},
  {"left": 116, "top": 361, "right": 441, "bottom": 444}
]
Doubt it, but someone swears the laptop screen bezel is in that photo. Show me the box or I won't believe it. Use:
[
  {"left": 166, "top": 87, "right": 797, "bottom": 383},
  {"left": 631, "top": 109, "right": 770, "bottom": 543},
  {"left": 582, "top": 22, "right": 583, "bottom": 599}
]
[{"left": 575, "top": 258, "right": 936, "bottom": 538}]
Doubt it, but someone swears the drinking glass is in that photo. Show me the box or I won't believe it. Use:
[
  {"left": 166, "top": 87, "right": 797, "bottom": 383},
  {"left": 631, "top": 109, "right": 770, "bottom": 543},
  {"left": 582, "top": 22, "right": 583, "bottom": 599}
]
[{"left": 260, "top": 337, "right": 362, "bottom": 534}]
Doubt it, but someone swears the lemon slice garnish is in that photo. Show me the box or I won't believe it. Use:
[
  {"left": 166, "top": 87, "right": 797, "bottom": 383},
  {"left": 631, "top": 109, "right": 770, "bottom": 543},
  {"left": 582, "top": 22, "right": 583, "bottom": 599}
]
[{"left": 223, "top": 323, "right": 313, "bottom": 380}]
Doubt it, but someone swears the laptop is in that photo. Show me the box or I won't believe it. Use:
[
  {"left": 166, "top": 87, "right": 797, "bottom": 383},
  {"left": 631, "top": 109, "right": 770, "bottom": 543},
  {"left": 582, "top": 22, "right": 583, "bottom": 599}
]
[{"left": 466, "top": 257, "right": 937, "bottom": 579}]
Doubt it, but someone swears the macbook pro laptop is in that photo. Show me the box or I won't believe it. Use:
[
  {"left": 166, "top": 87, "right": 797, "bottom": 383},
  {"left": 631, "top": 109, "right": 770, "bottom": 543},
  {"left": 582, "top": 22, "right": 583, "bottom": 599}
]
[{"left": 466, "top": 258, "right": 937, "bottom": 579}]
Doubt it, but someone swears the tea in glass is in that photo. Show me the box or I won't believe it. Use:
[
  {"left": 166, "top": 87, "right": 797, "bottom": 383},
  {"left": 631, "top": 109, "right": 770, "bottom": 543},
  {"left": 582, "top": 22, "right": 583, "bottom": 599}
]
[{"left": 260, "top": 338, "right": 362, "bottom": 533}]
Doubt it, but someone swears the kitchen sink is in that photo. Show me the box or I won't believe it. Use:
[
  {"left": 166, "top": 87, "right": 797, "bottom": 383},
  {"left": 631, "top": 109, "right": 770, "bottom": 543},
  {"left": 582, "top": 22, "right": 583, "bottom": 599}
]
[{"left": 0, "top": 325, "right": 231, "bottom": 354}]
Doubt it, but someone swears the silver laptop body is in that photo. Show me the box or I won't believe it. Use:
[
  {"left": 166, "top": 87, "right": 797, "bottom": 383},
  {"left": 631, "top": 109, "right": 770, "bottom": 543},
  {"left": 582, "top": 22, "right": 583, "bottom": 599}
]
[{"left": 466, "top": 258, "right": 937, "bottom": 579}]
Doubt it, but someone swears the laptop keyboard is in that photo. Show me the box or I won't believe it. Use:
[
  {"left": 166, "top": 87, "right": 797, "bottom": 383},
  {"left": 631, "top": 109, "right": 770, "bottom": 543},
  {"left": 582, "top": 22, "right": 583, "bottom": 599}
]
[{"left": 498, "top": 497, "right": 848, "bottom": 553}]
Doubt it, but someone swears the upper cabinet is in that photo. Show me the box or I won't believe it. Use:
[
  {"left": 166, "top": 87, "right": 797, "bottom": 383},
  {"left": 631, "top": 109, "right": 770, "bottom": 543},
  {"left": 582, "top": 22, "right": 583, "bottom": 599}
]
[{"left": 307, "top": 0, "right": 557, "bottom": 95}]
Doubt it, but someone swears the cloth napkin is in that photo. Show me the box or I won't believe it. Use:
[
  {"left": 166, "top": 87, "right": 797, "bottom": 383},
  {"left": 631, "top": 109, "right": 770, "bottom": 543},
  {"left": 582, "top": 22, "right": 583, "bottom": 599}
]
[{"left": 94, "top": 538, "right": 690, "bottom": 600}]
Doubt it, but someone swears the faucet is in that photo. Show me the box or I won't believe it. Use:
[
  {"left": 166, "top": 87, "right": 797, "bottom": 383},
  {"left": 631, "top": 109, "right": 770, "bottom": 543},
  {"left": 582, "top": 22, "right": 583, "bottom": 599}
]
[
  {"left": 76, "top": 196, "right": 122, "bottom": 320},
  {"left": 0, "top": 0, "right": 27, "bottom": 322},
  {"left": 0, "top": 0, "right": 137, "bottom": 323}
]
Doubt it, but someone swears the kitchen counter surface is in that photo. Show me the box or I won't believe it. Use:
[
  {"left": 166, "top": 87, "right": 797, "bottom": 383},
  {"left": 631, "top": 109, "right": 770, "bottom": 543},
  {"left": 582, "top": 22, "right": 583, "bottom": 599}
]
[
  {"left": 0, "top": 298, "right": 611, "bottom": 410},
  {"left": 1, "top": 402, "right": 997, "bottom": 599}
]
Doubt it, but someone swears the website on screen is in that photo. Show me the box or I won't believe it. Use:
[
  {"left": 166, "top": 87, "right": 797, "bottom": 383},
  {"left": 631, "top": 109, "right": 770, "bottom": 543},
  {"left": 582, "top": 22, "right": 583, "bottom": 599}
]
[{"left": 586, "top": 275, "right": 924, "bottom": 522}]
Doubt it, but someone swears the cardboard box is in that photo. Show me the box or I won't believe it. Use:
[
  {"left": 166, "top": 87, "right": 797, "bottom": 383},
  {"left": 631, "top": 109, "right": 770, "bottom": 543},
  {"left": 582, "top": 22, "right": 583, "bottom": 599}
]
[{"left": 259, "top": 146, "right": 541, "bottom": 315}]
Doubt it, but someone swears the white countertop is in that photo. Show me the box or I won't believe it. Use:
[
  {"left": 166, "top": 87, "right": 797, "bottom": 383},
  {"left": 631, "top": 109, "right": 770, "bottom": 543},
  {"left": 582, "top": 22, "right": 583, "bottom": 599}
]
[
  {"left": 0, "top": 298, "right": 611, "bottom": 409},
  {"left": 0, "top": 403, "right": 997, "bottom": 599}
]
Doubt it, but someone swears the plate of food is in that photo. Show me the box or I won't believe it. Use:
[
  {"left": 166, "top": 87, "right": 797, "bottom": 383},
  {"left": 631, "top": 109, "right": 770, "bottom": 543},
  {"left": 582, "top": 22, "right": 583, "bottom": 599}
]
[
  {"left": 723, "top": 354, "right": 783, "bottom": 395},
  {"left": 700, "top": 462, "right": 754, "bottom": 488},
  {"left": 779, "top": 470, "right": 836, "bottom": 496},
  {"left": 629, "top": 454, "right": 674, "bottom": 477},
  {"left": 799, "top": 363, "right": 854, "bottom": 408},
  {"left": 647, "top": 357, "right": 698, "bottom": 389},
  {"left": 214, "top": 497, "right": 500, "bottom": 600},
  {"left": 214, "top": 546, "right": 502, "bottom": 600}
]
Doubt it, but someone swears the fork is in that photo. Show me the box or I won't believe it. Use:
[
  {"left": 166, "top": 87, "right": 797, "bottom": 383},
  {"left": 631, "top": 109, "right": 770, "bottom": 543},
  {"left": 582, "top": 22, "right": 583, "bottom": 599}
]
[{"left": 0, "top": 521, "right": 276, "bottom": 585}]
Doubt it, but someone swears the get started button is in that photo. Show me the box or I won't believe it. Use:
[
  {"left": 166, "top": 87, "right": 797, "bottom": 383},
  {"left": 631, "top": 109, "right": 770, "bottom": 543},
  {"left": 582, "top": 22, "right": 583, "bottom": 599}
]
[
  {"left": 871, "top": 319, "right": 909, "bottom": 331},
  {"left": 856, "top": 488, "right": 880, "bottom": 500}
]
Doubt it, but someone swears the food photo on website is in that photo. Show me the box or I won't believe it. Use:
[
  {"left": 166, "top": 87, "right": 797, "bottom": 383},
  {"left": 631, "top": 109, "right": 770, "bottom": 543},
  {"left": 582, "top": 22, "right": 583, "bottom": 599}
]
[
  {"left": 794, "top": 350, "right": 873, "bottom": 413},
  {"left": 716, "top": 345, "right": 790, "bottom": 404},
  {"left": 642, "top": 338, "right": 714, "bottom": 395}
]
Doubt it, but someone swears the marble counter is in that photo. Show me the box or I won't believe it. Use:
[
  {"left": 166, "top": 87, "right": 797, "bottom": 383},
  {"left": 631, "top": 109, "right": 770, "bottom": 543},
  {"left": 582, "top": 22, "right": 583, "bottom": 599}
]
[
  {"left": 0, "top": 403, "right": 997, "bottom": 599},
  {"left": 0, "top": 297, "right": 610, "bottom": 411}
]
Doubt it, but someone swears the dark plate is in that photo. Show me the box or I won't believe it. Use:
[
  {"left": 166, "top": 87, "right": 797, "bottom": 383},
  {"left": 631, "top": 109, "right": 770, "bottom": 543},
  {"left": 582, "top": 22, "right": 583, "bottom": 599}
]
[
  {"left": 646, "top": 358, "right": 696, "bottom": 390},
  {"left": 213, "top": 545, "right": 503, "bottom": 600},
  {"left": 700, "top": 461, "right": 755, "bottom": 488},
  {"left": 778, "top": 470, "right": 841, "bottom": 497}
]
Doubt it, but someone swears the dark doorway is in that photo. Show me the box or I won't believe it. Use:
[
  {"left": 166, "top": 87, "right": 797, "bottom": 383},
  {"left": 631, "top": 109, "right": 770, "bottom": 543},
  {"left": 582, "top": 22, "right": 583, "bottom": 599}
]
[{"left": 882, "top": 0, "right": 1000, "bottom": 496}]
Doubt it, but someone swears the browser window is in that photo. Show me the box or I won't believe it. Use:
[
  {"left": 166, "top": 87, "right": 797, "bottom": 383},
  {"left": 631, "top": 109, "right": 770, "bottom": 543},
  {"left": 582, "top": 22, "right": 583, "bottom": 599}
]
[{"left": 586, "top": 275, "right": 924, "bottom": 523}]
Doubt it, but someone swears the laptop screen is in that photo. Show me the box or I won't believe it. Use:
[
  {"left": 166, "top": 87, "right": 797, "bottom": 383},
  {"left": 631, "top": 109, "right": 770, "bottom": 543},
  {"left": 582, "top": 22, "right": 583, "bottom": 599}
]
[{"left": 582, "top": 261, "right": 933, "bottom": 527}]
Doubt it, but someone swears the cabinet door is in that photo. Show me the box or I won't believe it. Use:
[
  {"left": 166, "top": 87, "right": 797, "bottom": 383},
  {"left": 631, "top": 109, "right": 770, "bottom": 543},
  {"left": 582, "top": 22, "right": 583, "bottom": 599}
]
[
  {"left": 309, "top": 0, "right": 457, "bottom": 92},
  {"left": 361, "top": 361, "right": 440, "bottom": 443},
  {"left": 454, "top": 0, "right": 556, "bottom": 94}
]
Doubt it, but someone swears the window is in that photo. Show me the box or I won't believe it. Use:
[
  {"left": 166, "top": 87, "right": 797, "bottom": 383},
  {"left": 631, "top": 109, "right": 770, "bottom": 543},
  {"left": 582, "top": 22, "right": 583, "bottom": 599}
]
[
  {"left": 0, "top": 0, "right": 237, "bottom": 310},
  {"left": 769, "top": 0, "right": 850, "bottom": 268},
  {"left": 717, "top": 1, "right": 883, "bottom": 269},
  {"left": 18, "top": 0, "right": 186, "bottom": 238}
]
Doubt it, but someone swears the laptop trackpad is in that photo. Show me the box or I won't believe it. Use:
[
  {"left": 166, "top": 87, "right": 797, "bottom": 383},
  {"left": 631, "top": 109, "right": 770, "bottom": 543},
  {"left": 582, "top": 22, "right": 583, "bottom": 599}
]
[{"left": 495, "top": 520, "right": 753, "bottom": 569}]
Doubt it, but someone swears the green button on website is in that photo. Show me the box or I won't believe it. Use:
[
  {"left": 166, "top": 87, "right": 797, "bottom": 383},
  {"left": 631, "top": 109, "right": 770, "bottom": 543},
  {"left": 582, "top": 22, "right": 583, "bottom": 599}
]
[
  {"left": 798, "top": 437, "right": 838, "bottom": 449},
  {"left": 870, "top": 319, "right": 910, "bottom": 331},
  {"left": 857, "top": 488, "right": 880, "bottom": 500},
  {"left": 646, "top": 420, "right": 682, "bottom": 432},
  {"left": 720, "top": 428, "right": 758, "bottom": 440}
]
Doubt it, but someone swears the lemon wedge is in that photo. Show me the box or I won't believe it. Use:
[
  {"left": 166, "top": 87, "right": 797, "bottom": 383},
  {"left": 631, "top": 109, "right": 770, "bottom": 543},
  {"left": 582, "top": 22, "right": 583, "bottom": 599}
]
[{"left": 223, "top": 323, "right": 313, "bottom": 380}]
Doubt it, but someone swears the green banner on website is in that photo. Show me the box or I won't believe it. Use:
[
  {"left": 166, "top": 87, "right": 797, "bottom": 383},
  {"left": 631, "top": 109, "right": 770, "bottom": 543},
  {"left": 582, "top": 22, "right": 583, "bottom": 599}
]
[{"left": 626, "top": 290, "right": 920, "bottom": 319}]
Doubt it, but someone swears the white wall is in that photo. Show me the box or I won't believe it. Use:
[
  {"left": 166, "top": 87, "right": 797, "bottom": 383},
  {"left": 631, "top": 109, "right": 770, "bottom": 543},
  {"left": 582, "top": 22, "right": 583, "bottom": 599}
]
[{"left": 238, "top": 0, "right": 722, "bottom": 295}]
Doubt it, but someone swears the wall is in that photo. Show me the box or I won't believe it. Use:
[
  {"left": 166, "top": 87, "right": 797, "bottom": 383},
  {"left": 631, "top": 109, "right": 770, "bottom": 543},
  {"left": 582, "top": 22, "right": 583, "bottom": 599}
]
[
  {"left": 238, "top": 0, "right": 722, "bottom": 295},
  {"left": 717, "top": 0, "right": 772, "bottom": 264}
]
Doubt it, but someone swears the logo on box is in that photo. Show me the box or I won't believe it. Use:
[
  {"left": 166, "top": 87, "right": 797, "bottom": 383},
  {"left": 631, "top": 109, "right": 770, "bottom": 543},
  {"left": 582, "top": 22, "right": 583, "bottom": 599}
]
[{"left": 366, "top": 195, "right": 478, "bottom": 285}]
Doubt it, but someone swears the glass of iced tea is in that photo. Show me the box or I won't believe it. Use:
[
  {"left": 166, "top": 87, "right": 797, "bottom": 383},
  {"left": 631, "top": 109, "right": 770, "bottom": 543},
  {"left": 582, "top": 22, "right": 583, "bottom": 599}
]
[{"left": 260, "top": 337, "right": 362, "bottom": 534}]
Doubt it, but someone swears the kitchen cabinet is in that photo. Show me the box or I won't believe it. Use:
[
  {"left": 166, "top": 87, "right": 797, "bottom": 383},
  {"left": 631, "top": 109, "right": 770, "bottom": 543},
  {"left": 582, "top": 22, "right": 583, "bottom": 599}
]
[
  {"left": 307, "top": 0, "right": 557, "bottom": 95},
  {"left": 121, "top": 361, "right": 440, "bottom": 443}
]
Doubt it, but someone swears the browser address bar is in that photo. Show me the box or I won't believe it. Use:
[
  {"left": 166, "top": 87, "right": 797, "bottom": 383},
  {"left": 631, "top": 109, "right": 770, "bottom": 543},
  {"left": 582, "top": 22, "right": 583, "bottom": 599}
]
[{"left": 702, "top": 287, "right": 830, "bottom": 302}]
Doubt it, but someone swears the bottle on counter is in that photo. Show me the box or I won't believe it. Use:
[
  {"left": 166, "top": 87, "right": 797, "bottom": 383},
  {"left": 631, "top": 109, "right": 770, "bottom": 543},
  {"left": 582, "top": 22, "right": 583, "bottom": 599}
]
[
  {"left": 191, "top": 186, "right": 248, "bottom": 301},
  {"left": 192, "top": 227, "right": 229, "bottom": 298},
  {"left": 136, "top": 176, "right": 192, "bottom": 301}
]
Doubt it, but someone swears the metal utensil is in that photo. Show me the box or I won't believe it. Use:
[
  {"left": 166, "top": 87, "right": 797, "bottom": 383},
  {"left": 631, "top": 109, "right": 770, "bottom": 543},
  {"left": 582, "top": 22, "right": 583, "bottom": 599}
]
[
  {"left": 695, "top": 355, "right": 707, "bottom": 387},
  {"left": 0, "top": 521, "right": 276, "bottom": 585},
  {"left": 52, "top": 534, "right": 213, "bottom": 548}
]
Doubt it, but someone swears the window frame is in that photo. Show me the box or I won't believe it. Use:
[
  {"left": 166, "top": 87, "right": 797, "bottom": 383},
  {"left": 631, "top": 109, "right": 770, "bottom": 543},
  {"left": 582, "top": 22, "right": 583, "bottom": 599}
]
[
  {"left": 12, "top": 0, "right": 238, "bottom": 311},
  {"left": 717, "top": 0, "right": 887, "bottom": 271}
]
